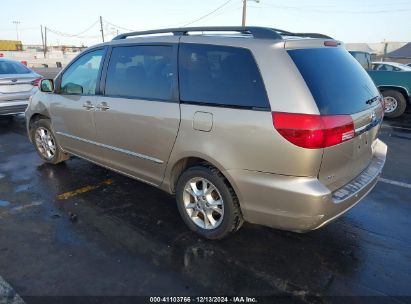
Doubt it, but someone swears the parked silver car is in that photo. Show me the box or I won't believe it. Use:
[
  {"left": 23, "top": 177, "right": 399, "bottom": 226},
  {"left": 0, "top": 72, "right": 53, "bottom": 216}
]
[
  {"left": 25, "top": 27, "right": 387, "bottom": 239},
  {"left": 0, "top": 58, "right": 41, "bottom": 115}
]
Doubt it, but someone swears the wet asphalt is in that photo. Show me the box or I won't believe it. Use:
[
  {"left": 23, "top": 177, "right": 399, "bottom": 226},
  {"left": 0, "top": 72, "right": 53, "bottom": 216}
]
[{"left": 0, "top": 112, "right": 410, "bottom": 304}]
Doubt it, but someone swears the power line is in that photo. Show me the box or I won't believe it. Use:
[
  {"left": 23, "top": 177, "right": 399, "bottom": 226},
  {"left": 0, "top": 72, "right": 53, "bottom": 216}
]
[
  {"left": 263, "top": 0, "right": 411, "bottom": 9},
  {"left": 181, "top": 0, "right": 234, "bottom": 26},
  {"left": 254, "top": 3, "right": 411, "bottom": 14},
  {"left": 201, "top": 2, "right": 243, "bottom": 20},
  {"left": 46, "top": 20, "right": 99, "bottom": 38},
  {"left": 104, "top": 19, "right": 135, "bottom": 32},
  {"left": 103, "top": 1, "right": 235, "bottom": 34}
]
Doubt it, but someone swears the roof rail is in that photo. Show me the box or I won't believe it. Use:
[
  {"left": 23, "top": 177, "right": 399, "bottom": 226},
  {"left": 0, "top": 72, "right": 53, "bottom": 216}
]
[
  {"left": 113, "top": 26, "right": 282, "bottom": 40},
  {"left": 112, "top": 26, "right": 332, "bottom": 41}
]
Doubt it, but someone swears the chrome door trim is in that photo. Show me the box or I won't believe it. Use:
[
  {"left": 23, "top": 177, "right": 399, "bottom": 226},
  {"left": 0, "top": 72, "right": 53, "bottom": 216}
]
[{"left": 56, "top": 131, "right": 164, "bottom": 164}]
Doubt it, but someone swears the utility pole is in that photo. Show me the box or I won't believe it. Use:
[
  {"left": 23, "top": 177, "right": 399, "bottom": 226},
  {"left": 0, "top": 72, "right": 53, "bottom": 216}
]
[
  {"left": 44, "top": 26, "right": 48, "bottom": 57},
  {"left": 383, "top": 41, "right": 388, "bottom": 62},
  {"left": 242, "top": 0, "right": 260, "bottom": 27},
  {"left": 242, "top": 0, "right": 247, "bottom": 27},
  {"left": 12, "top": 21, "right": 20, "bottom": 40},
  {"left": 40, "top": 25, "right": 45, "bottom": 57},
  {"left": 100, "top": 16, "right": 105, "bottom": 42}
]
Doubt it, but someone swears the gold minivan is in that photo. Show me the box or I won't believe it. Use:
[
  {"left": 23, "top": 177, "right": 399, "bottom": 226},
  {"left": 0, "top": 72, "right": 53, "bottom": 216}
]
[{"left": 26, "top": 27, "right": 387, "bottom": 239}]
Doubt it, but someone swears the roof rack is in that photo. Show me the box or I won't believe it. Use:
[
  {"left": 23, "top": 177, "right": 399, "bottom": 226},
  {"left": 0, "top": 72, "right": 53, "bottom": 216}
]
[{"left": 112, "top": 26, "right": 332, "bottom": 41}]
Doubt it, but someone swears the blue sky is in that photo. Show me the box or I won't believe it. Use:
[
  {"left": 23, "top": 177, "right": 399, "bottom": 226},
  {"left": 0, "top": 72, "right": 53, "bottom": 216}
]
[{"left": 1, "top": 0, "right": 410, "bottom": 46}]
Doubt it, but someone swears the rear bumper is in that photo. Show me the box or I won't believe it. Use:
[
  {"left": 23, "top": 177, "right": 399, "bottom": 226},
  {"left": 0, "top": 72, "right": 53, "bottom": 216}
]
[
  {"left": 0, "top": 100, "right": 29, "bottom": 115},
  {"left": 226, "top": 139, "right": 387, "bottom": 232}
]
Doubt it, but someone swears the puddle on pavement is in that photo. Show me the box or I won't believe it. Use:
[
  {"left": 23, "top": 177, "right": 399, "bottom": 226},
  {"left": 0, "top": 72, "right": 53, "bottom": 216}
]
[
  {"left": 14, "top": 184, "right": 30, "bottom": 193},
  {"left": 11, "top": 201, "right": 42, "bottom": 212},
  {"left": 0, "top": 200, "right": 10, "bottom": 207}
]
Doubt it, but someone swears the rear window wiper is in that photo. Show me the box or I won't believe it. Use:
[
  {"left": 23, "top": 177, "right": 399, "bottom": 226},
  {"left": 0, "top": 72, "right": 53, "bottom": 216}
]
[{"left": 365, "top": 96, "right": 379, "bottom": 105}]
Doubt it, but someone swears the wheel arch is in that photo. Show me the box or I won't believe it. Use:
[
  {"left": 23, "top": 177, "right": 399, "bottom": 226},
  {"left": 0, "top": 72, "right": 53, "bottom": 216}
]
[
  {"left": 27, "top": 109, "right": 51, "bottom": 143},
  {"left": 28, "top": 113, "right": 50, "bottom": 128},
  {"left": 26, "top": 98, "right": 52, "bottom": 142},
  {"left": 378, "top": 86, "right": 410, "bottom": 103},
  {"left": 164, "top": 154, "right": 241, "bottom": 202}
]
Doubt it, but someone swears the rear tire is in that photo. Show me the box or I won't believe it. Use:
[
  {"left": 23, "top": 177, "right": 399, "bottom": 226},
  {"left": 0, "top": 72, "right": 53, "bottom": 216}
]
[
  {"left": 176, "top": 165, "right": 243, "bottom": 239},
  {"left": 30, "top": 119, "right": 70, "bottom": 164},
  {"left": 382, "top": 90, "right": 407, "bottom": 118}
]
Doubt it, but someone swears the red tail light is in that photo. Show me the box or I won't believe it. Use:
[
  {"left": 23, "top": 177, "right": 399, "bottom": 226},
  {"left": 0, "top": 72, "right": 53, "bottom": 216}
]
[
  {"left": 272, "top": 112, "right": 355, "bottom": 149},
  {"left": 31, "top": 77, "right": 42, "bottom": 87}
]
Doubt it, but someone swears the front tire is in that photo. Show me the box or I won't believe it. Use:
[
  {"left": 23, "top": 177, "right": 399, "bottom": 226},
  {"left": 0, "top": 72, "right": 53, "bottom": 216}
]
[
  {"left": 176, "top": 165, "right": 243, "bottom": 239},
  {"left": 382, "top": 90, "right": 407, "bottom": 118},
  {"left": 30, "top": 119, "right": 69, "bottom": 164}
]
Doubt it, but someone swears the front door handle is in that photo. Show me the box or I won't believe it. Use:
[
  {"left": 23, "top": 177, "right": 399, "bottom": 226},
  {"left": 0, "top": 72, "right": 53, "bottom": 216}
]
[
  {"left": 96, "top": 102, "right": 110, "bottom": 111},
  {"left": 82, "top": 101, "right": 94, "bottom": 110}
]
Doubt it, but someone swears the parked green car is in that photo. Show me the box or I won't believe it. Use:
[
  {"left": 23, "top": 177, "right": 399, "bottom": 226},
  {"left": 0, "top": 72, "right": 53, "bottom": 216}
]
[{"left": 350, "top": 51, "right": 411, "bottom": 118}]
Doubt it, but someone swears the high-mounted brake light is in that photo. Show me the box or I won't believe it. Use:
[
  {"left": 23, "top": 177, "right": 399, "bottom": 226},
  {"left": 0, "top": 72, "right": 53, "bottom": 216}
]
[
  {"left": 272, "top": 112, "right": 355, "bottom": 149},
  {"left": 324, "top": 41, "right": 339, "bottom": 47},
  {"left": 31, "top": 77, "right": 42, "bottom": 87}
]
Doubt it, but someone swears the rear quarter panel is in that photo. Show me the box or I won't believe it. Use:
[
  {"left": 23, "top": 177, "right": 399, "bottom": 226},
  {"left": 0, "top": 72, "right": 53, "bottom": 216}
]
[{"left": 165, "top": 105, "right": 324, "bottom": 184}]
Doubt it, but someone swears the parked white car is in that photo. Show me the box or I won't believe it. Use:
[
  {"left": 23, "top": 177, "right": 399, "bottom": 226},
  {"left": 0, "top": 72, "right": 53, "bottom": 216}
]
[{"left": 372, "top": 61, "right": 411, "bottom": 72}]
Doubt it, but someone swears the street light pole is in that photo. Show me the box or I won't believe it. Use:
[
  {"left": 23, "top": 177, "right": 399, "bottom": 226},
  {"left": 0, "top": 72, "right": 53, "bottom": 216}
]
[
  {"left": 242, "top": 0, "right": 260, "bottom": 27},
  {"left": 12, "top": 21, "right": 21, "bottom": 40}
]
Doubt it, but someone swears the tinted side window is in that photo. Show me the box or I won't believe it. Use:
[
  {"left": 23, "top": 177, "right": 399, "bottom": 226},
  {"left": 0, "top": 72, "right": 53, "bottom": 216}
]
[
  {"left": 61, "top": 49, "right": 104, "bottom": 95},
  {"left": 105, "top": 45, "right": 173, "bottom": 100},
  {"left": 179, "top": 44, "right": 269, "bottom": 109}
]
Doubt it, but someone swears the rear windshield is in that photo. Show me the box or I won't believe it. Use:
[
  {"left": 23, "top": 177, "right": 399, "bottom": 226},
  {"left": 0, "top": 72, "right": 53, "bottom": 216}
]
[
  {"left": 0, "top": 60, "right": 31, "bottom": 74},
  {"left": 288, "top": 48, "right": 380, "bottom": 115}
]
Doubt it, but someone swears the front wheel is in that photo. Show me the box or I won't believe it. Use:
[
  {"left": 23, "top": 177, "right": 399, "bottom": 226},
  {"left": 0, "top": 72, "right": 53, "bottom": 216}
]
[
  {"left": 30, "top": 119, "right": 70, "bottom": 164},
  {"left": 176, "top": 166, "right": 243, "bottom": 239},
  {"left": 382, "top": 90, "right": 407, "bottom": 118}
]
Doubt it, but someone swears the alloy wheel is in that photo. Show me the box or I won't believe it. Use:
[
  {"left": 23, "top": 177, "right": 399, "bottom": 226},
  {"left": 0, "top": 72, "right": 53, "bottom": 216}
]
[
  {"left": 183, "top": 177, "right": 224, "bottom": 230},
  {"left": 34, "top": 127, "right": 56, "bottom": 160}
]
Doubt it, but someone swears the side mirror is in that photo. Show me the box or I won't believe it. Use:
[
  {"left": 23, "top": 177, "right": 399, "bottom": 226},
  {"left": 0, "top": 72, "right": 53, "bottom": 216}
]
[
  {"left": 62, "top": 82, "right": 83, "bottom": 94},
  {"left": 40, "top": 79, "right": 54, "bottom": 93}
]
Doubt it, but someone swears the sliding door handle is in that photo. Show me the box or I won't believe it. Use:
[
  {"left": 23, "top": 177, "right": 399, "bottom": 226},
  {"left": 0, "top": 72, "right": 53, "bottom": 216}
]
[
  {"left": 82, "top": 101, "right": 94, "bottom": 110},
  {"left": 96, "top": 102, "right": 110, "bottom": 111}
]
